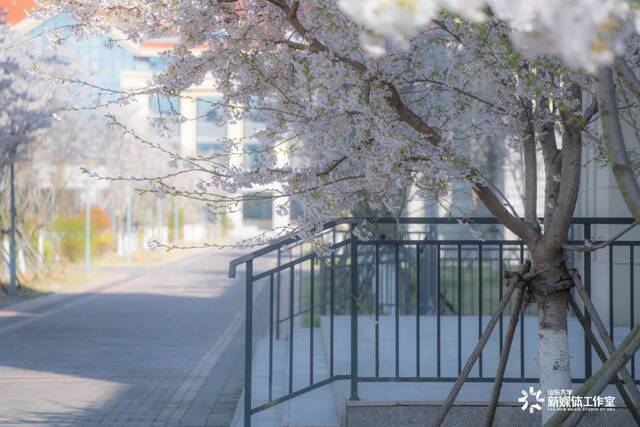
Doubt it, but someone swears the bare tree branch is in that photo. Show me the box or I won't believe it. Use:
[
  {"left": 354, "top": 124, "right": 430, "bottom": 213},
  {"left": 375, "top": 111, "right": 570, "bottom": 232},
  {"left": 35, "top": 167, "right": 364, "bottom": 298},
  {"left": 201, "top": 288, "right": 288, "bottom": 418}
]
[
  {"left": 563, "top": 221, "right": 639, "bottom": 252},
  {"left": 539, "top": 120, "right": 561, "bottom": 231},
  {"left": 582, "top": 98, "right": 599, "bottom": 125},
  {"left": 615, "top": 58, "right": 640, "bottom": 101},
  {"left": 544, "top": 84, "right": 583, "bottom": 247},
  {"left": 473, "top": 184, "right": 537, "bottom": 244},
  {"left": 522, "top": 104, "right": 539, "bottom": 229},
  {"left": 597, "top": 66, "right": 640, "bottom": 220}
]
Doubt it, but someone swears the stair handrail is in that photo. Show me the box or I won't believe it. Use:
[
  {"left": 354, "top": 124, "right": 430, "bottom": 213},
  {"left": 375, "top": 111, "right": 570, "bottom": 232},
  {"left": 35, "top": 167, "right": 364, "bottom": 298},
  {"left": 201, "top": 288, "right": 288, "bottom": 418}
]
[{"left": 228, "top": 216, "right": 635, "bottom": 277}]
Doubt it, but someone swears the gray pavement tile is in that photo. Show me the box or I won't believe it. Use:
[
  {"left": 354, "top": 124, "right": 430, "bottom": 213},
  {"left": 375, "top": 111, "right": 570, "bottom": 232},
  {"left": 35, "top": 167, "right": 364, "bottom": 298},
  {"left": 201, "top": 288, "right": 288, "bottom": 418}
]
[{"left": 0, "top": 250, "right": 248, "bottom": 426}]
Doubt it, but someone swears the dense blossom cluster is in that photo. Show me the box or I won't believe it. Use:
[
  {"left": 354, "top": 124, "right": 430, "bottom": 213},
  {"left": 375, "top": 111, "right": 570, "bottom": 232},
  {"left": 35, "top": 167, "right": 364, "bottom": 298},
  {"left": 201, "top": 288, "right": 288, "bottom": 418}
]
[
  {"left": 0, "top": 19, "right": 53, "bottom": 166},
  {"left": 339, "top": 0, "right": 637, "bottom": 72},
  {"left": 37, "top": 0, "right": 640, "bottom": 244}
]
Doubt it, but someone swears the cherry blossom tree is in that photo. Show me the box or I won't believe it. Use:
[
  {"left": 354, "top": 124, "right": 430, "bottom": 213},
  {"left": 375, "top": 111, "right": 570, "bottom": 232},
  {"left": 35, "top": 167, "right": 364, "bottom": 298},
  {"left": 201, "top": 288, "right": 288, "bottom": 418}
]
[
  {"left": 0, "top": 17, "right": 53, "bottom": 293},
  {"left": 38, "top": 0, "right": 640, "bottom": 423},
  {"left": 0, "top": 18, "right": 52, "bottom": 169}
]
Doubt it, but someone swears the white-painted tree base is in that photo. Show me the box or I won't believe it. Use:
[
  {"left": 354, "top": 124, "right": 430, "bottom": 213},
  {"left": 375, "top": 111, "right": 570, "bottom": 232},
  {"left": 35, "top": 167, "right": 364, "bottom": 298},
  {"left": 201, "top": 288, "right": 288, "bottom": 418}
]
[{"left": 538, "top": 328, "right": 572, "bottom": 423}]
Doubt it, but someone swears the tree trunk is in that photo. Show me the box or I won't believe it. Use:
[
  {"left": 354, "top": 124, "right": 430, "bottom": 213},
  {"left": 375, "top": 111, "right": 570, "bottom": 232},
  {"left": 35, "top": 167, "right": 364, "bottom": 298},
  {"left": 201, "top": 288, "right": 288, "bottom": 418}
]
[
  {"left": 537, "top": 291, "right": 571, "bottom": 422},
  {"left": 533, "top": 254, "right": 573, "bottom": 423}
]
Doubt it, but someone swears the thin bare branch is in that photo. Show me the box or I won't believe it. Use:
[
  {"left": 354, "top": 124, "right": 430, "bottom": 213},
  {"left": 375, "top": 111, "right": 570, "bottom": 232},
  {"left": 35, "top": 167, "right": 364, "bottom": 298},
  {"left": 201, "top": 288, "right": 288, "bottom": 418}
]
[
  {"left": 597, "top": 66, "right": 640, "bottom": 220},
  {"left": 563, "top": 221, "right": 639, "bottom": 252},
  {"left": 522, "top": 104, "right": 539, "bottom": 229}
]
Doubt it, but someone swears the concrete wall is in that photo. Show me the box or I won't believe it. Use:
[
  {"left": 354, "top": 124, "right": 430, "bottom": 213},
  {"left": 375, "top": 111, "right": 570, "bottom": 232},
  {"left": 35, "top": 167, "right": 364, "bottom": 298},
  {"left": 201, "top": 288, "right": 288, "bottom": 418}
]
[{"left": 346, "top": 401, "right": 634, "bottom": 427}]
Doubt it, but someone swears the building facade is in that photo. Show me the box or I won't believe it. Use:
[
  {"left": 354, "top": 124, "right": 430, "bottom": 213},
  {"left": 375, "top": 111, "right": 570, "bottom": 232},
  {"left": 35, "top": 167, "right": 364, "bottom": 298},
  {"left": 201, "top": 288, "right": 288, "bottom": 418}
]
[{"left": 3, "top": 1, "right": 289, "bottom": 239}]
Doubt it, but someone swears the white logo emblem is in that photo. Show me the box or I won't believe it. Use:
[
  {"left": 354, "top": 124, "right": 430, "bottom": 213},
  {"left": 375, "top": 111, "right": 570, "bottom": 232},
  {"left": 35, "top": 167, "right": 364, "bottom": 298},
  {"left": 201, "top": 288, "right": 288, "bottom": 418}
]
[{"left": 519, "top": 386, "right": 545, "bottom": 413}]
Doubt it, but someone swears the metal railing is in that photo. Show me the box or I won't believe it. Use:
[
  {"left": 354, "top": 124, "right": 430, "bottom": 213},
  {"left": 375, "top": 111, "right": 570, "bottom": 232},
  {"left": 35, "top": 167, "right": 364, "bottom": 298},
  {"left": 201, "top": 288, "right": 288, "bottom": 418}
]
[{"left": 228, "top": 217, "right": 639, "bottom": 426}]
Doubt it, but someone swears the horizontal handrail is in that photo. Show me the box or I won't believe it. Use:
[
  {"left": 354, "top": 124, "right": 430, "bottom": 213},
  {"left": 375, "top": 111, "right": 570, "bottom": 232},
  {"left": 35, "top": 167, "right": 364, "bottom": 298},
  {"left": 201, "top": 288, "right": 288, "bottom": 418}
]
[
  {"left": 251, "top": 238, "right": 351, "bottom": 282},
  {"left": 228, "top": 219, "right": 342, "bottom": 278},
  {"left": 228, "top": 216, "right": 636, "bottom": 277}
]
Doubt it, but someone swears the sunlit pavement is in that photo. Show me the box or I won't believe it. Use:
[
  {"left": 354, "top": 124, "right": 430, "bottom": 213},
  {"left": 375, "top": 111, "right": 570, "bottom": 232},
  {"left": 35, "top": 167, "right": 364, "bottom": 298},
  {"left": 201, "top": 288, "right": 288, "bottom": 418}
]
[{"left": 0, "top": 249, "right": 250, "bottom": 426}]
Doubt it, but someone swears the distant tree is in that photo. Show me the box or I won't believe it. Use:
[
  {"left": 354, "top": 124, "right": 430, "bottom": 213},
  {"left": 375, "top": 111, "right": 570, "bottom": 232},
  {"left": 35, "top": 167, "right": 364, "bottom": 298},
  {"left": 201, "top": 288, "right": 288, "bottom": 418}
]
[
  {"left": 0, "top": 17, "right": 54, "bottom": 292},
  {"left": 0, "top": 18, "right": 52, "bottom": 168}
]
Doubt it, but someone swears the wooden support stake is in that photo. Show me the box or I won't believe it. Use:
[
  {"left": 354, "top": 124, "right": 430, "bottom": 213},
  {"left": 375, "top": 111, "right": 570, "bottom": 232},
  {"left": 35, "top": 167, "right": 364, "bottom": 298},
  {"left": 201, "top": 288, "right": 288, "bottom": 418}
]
[
  {"left": 571, "top": 270, "right": 640, "bottom": 407},
  {"left": 569, "top": 295, "right": 640, "bottom": 424},
  {"left": 484, "top": 287, "right": 525, "bottom": 427},
  {"left": 433, "top": 263, "right": 531, "bottom": 426}
]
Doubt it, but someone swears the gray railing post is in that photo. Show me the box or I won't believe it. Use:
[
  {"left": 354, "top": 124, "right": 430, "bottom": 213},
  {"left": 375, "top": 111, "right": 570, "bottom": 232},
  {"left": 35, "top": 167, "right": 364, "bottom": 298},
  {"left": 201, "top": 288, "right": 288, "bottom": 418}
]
[
  {"left": 244, "top": 260, "right": 253, "bottom": 427},
  {"left": 350, "top": 225, "right": 359, "bottom": 400},
  {"left": 584, "top": 223, "right": 592, "bottom": 379},
  {"left": 276, "top": 248, "right": 281, "bottom": 340}
]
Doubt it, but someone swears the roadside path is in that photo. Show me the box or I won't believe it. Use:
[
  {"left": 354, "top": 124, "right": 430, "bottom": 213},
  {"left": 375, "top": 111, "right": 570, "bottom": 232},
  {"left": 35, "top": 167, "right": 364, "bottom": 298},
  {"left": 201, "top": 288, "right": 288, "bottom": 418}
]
[{"left": 0, "top": 249, "right": 250, "bottom": 426}]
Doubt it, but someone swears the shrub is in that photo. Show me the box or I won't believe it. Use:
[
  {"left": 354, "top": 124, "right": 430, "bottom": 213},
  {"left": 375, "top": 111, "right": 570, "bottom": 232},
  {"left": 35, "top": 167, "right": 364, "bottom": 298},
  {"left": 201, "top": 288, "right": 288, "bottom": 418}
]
[{"left": 53, "top": 205, "right": 114, "bottom": 261}]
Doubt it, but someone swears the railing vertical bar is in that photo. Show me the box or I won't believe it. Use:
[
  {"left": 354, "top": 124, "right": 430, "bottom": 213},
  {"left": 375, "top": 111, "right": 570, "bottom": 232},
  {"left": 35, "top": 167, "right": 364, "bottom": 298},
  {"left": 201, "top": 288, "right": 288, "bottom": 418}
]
[
  {"left": 244, "top": 260, "right": 253, "bottom": 427},
  {"left": 344, "top": 245, "right": 349, "bottom": 315},
  {"left": 389, "top": 256, "right": 392, "bottom": 314},
  {"left": 330, "top": 251, "right": 335, "bottom": 378},
  {"left": 375, "top": 244, "right": 380, "bottom": 378},
  {"left": 499, "top": 244, "right": 504, "bottom": 356},
  {"left": 457, "top": 244, "right": 462, "bottom": 375},
  {"left": 289, "top": 265, "right": 295, "bottom": 394},
  {"left": 350, "top": 229, "right": 359, "bottom": 400},
  {"left": 631, "top": 245, "right": 635, "bottom": 378},
  {"left": 299, "top": 245, "right": 303, "bottom": 310},
  {"left": 478, "top": 243, "right": 483, "bottom": 378},
  {"left": 320, "top": 249, "right": 327, "bottom": 316},
  {"left": 269, "top": 273, "right": 274, "bottom": 402},
  {"left": 416, "top": 244, "right": 421, "bottom": 377},
  {"left": 610, "top": 244, "right": 614, "bottom": 341},
  {"left": 437, "top": 244, "right": 441, "bottom": 378},
  {"left": 396, "top": 243, "right": 401, "bottom": 378},
  {"left": 404, "top": 248, "right": 411, "bottom": 315},
  {"left": 584, "top": 223, "right": 592, "bottom": 379},
  {"left": 520, "top": 245, "right": 525, "bottom": 378},
  {"left": 310, "top": 258, "right": 315, "bottom": 386},
  {"left": 276, "top": 249, "right": 281, "bottom": 340}
]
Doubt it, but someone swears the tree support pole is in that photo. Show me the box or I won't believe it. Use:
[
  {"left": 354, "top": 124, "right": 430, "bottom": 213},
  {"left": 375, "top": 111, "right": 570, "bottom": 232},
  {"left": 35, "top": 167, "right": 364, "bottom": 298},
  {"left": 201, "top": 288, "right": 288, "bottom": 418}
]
[
  {"left": 433, "top": 263, "right": 533, "bottom": 426},
  {"left": 484, "top": 287, "right": 525, "bottom": 427},
  {"left": 571, "top": 270, "right": 640, "bottom": 406},
  {"left": 568, "top": 295, "right": 640, "bottom": 424}
]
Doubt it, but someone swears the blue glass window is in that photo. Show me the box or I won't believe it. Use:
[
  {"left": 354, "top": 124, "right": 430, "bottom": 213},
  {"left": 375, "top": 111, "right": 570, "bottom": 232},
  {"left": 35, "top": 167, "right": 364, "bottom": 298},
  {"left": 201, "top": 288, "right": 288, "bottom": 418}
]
[
  {"left": 243, "top": 193, "right": 273, "bottom": 228},
  {"left": 243, "top": 107, "right": 267, "bottom": 169},
  {"left": 196, "top": 97, "right": 227, "bottom": 156}
]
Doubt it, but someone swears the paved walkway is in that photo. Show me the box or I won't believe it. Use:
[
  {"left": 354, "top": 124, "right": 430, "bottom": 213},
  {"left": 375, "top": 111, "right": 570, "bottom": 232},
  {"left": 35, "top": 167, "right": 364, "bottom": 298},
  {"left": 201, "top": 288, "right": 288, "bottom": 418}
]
[{"left": 0, "top": 249, "right": 250, "bottom": 426}]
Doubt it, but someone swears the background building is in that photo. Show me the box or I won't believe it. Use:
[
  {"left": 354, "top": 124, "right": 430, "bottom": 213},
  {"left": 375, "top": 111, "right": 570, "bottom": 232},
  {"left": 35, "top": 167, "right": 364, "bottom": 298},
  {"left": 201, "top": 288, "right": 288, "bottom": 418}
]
[{"left": 1, "top": 0, "right": 289, "bottom": 243}]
